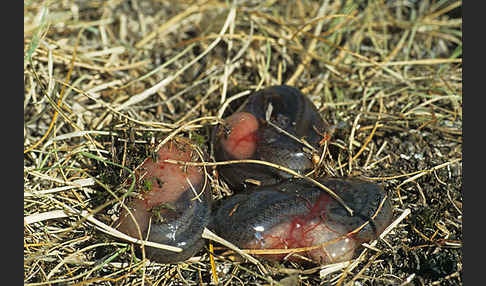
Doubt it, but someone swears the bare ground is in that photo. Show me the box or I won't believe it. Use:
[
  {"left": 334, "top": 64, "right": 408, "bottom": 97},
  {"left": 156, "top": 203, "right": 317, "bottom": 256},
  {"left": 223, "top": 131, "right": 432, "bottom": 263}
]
[{"left": 24, "top": 1, "right": 462, "bottom": 285}]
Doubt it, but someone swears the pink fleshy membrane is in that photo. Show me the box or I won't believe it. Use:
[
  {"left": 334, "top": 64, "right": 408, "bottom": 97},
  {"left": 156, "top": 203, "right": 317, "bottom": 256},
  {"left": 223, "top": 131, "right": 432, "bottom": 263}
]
[
  {"left": 137, "top": 140, "right": 203, "bottom": 209},
  {"left": 220, "top": 112, "right": 259, "bottom": 160},
  {"left": 243, "top": 193, "right": 357, "bottom": 263},
  {"left": 116, "top": 138, "right": 205, "bottom": 243}
]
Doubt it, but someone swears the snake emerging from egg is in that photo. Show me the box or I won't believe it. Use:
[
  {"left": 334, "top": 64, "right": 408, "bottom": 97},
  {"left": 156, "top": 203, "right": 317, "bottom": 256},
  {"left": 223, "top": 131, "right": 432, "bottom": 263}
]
[{"left": 115, "top": 85, "right": 393, "bottom": 264}]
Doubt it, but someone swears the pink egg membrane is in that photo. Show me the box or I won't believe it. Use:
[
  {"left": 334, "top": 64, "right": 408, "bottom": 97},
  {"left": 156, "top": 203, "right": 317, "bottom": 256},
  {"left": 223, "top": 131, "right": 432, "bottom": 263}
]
[
  {"left": 243, "top": 193, "right": 358, "bottom": 263},
  {"left": 220, "top": 111, "right": 259, "bottom": 160},
  {"left": 117, "top": 138, "right": 204, "bottom": 240},
  {"left": 245, "top": 216, "right": 358, "bottom": 264}
]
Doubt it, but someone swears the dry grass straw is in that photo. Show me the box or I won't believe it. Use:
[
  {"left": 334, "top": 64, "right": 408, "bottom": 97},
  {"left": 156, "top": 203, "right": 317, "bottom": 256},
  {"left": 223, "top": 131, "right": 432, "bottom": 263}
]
[{"left": 25, "top": 0, "right": 462, "bottom": 285}]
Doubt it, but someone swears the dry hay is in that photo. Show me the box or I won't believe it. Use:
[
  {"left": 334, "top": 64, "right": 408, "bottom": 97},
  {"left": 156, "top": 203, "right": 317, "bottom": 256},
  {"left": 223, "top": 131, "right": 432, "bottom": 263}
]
[{"left": 24, "top": 0, "right": 462, "bottom": 285}]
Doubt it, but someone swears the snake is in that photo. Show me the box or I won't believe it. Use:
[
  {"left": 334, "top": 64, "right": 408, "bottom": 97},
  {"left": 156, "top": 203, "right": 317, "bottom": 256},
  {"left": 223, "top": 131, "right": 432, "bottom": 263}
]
[
  {"left": 115, "top": 137, "right": 211, "bottom": 263},
  {"left": 115, "top": 85, "right": 393, "bottom": 264}
]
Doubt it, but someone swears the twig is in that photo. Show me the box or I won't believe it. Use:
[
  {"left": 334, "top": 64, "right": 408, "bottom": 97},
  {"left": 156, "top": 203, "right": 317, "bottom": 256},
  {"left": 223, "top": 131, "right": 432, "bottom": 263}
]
[
  {"left": 163, "top": 158, "right": 355, "bottom": 216},
  {"left": 24, "top": 208, "right": 183, "bottom": 252},
  {"left": 202, "top": 228, "right": 268, "bottom": 274},
  {"left": 116, "top": 7, "right": 237, "bottom": 111}
]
